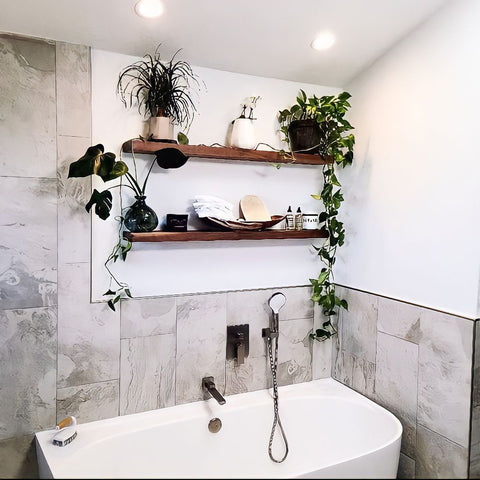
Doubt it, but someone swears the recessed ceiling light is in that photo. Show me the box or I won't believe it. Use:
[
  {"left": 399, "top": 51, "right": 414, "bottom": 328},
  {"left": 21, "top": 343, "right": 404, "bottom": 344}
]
[
  {"left": 311, "top": 32, "right": 335, "bottom": 51},
  {"left": 135, "top": 0, "right": 164, "bottom": 18}
]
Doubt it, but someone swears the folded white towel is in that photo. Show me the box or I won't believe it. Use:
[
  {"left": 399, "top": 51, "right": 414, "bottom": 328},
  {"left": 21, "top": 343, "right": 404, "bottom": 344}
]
[{"left": 192, "top": 195, "right": 236, "bottom": 221}]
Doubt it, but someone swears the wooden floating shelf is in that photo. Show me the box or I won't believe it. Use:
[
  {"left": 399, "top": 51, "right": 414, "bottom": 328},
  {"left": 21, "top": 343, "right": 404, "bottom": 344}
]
[
  {"left": 124, "top": 228, "right": 328, "bottom": 243},
  {"left": 121, "top": 140, "right": 333, "bottom": 166}
]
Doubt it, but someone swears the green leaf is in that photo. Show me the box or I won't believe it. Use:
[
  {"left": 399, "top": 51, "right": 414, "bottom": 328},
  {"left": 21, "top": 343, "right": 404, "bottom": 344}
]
[
  {"left": 177, "top": 132, "right": 189, "bottom": 145},
  {"left": 317, "top": 270, "right": 329, "bottom": 284},
  {"left": 103, "top": 289, "right": 116, "bottom": 296},
  {"left": 318, "top": 212, "right": 328, "bottom": 223},
  {"left": 311, "top": 194, "right": 321, "bottom": 200},
  {"left": 85, "top": 189, "right": 113, "bottom": 220},
  {"left": 68, "top": 145, "right": 127, "bottom": 183}
]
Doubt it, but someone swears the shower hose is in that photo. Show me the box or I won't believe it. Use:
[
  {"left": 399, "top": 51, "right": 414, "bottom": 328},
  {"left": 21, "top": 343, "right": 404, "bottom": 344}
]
[{"left": 266, "top": 334, "right": 289, "bottom": 463}]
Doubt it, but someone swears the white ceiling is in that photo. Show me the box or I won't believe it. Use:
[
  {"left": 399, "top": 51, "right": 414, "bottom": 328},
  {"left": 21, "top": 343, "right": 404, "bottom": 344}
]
[{"left": 0, "top": 0, "right": 451, "bottom": 86}]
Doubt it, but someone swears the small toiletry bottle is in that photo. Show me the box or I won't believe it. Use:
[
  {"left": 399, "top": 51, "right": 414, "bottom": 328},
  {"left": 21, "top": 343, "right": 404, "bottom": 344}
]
[
  {"left": 295, "top": 207, "right": 303, "bottom": 230},
  {"left": 285, "top": 206, "right": 294, "bottom": 230}
]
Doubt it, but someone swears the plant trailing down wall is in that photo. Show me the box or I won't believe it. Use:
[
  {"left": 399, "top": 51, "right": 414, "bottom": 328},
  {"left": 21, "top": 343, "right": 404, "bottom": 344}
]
[{"left": 279, "top": 91, "right": 355, "bottom": 341}]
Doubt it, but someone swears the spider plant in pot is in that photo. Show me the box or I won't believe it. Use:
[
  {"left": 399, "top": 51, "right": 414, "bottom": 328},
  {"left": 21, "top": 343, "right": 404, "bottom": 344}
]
[
  {"left": 279, "top": 91, "right": 355, "bottom": 341},
  {"left": 117, "top": 44, "right": 201, "bottom": 142}
]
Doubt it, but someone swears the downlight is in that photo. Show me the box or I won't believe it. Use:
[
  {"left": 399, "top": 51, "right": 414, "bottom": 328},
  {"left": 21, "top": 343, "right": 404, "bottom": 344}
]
[
  {"left": 311, "top": 32, "right": 335, "bottom": 51},
  {"left": 134, "top": 0, "right": 164, "bottom": 18}
]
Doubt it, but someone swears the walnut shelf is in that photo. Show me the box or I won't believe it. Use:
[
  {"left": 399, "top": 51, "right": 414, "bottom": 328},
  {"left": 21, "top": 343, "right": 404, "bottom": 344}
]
[
  {"left": 121, "top": 139, "right": 333, "bottom": 165},
  {"left": 124, "top": 228, "right": 328, "bottom": 243}
]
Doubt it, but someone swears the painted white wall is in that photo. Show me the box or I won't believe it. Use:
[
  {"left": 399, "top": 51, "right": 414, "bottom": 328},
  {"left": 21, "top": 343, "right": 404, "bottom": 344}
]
[
  {"left": 91, "top": 49, "right": 340, "bottom": 300},
  {"left": 336, "top": 0, "right": 480, "bottom": 318}
]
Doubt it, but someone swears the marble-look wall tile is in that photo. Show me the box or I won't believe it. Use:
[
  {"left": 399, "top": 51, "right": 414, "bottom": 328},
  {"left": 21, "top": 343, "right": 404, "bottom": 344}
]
[
  {"left": 225, "top": 356, "right": 268, "bottom": 396},
  {"left": 375, "top": 332, "right": 418, "bottom": 459},
  {"left": 0, "top": 35, "right": 56, "bottom": 178},
  {"left": 332, "top": 349, "right": 354, "bottom": 388},
  {"left": 0, "top": 434, "right": 38, "bottom": 479},
  {"left": 417, "top": 310, "right": 472, "bottom": 448},
  {"left": 276, "top": 317, "right": 313, "bottom": 387},
  {"left": 472, "top": 321, "right": 480, "bottom": 476},
  {"left": 0, "top": 307, "right": 56, "bottom": 440},
  {"left": 57, "top": 262, "right": 119, "bottom": 388},
  {"left": 121, "top": 296, "right": 176, "bottom": 338},
  {"left": 312, "top": 303, "right": 333, "bottom": 380},
  {"left": 55, "top": 42, "right": 91, "bottom": 137},
  {"left": 352, "top": 355, "right": 375, "bottom": 398},
  {"left": 57, "top": 135, "right": 92, "bottom": 264},
  {"left": 397, "top": 452, "right": 415, "bottom": 479},
  {"left": 0, "top": 177, "right": 57, "bottom": 310},
  {"left": 176, "top": 293, "right": 227, "bottom": 404},
  {"left": 377, "top": 296, "right": 422, "bottom": 343},
  {"left": 281, "top": 286, "right": 314, "bottom": 320},
  {"left": 337, "top": 287, "right": 378, "bottom": 363},
  {"left": 120, "top": 334, "right": 176, "bottom": 415},
  {"left": 57, "top": 380, "right": 119, "bottom": 424},
  {"left": 473, "top": 320, "right": 480, "bottom": 407},
  {"left": 416, "top": 424, "right": 468, "bottom": 479}
]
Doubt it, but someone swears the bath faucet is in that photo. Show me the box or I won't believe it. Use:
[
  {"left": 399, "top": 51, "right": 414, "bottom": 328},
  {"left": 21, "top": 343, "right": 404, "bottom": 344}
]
[{"left": 202, "top": 376, "right": 226, "bottom": 405}]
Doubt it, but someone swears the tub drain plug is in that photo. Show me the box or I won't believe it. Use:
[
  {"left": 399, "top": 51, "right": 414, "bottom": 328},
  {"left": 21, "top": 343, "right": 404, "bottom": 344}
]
[{"left": 208, "top": 417, "right": 222, "bottom": 433}]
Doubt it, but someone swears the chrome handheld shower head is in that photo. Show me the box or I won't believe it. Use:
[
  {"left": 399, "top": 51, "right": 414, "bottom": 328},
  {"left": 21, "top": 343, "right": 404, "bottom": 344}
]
[{"left": 268, "top": 292, "right": 286, "bottom": 333}]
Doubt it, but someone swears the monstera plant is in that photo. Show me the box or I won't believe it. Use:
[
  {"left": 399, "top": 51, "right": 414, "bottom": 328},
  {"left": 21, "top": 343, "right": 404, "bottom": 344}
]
[{"left": 68, "top": 141, "right": 188, "bottom": 310}]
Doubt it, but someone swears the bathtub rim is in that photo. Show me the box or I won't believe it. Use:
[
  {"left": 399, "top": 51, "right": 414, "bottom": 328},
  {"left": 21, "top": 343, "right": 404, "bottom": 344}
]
[{"left": 36, "top": 377, "right": 403, "bottom": 479}]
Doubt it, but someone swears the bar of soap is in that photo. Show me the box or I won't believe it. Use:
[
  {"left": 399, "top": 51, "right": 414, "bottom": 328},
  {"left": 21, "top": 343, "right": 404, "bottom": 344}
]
[{"left": 239, "top": 195, "right": 271, "bottom": 221}]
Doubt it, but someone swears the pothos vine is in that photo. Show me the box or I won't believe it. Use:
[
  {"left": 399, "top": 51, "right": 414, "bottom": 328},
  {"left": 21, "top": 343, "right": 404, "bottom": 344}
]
[{"left": 278, "top": 91, "right": 355, "bottom": 341}]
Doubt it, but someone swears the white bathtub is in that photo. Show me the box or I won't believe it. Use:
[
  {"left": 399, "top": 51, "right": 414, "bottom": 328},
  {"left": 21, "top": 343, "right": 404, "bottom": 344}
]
[{"left": 36, "top": 378, "right": 402, "bottom": 479}]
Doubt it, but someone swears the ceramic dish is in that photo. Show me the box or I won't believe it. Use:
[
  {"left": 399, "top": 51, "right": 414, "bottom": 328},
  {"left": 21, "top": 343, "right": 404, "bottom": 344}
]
[{"left": 204, "top": 215, "right": 285, "bottom": 231}]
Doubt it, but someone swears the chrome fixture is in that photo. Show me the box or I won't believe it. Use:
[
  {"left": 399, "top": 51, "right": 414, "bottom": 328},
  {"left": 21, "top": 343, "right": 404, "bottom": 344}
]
[
  {"left": 263, "top": 292, "right": 289, "bottom": 463},
  {"left": 202, "top": 376, "right": 226, "bottom": 405},
  {"left": 226, "top": 324, "right": 249, "bottom": 365},
  {"left": 262, "top": 292, "right": 286, "bottom": 339},
  {"left": 208, "top": 417, "right": 222, "bottom": 433}
]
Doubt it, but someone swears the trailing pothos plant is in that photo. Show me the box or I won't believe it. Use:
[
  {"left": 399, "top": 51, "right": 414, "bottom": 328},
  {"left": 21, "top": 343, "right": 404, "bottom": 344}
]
[{"left": 279, "top": 91, "right": 355, "bottom": 341}]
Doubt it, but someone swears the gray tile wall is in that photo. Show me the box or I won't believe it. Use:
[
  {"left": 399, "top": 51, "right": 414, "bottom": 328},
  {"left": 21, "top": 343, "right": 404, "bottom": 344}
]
[
  {"left": 332, "top": 286, "right": 474, "bottom": 479},
  {"left": 1, "top": 32, "right": 478, "bottom": 480},
  {"left": 0, "top": 33, "right": 323, "bottom": 479}
]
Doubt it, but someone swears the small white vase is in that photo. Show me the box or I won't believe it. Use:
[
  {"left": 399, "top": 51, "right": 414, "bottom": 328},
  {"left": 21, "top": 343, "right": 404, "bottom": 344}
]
[
  {"left": 230, "top": 118, "right": 255, "bottom": 149},
  {"left": 149, "top": 116, "right": 174, "bottom": 141}
]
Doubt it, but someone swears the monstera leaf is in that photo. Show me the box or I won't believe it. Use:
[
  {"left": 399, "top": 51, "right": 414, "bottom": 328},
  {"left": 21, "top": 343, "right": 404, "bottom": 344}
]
[
  {"left": 85, "top": 189, "right": 113, "bottom": 220},
  {"left": 68, "top": 144, "right": 128, "bottom": 182}
]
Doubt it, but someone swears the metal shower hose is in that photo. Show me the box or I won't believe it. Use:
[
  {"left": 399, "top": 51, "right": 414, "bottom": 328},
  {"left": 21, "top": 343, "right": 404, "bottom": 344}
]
[{"left": 266, "top": 334, "right": 289, "bottom": 463}]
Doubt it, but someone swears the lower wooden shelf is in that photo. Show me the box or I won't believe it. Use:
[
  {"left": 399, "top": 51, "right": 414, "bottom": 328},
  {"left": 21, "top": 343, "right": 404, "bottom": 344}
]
[{"left": 123, "top": 228, "right": 327, "bottom": 243}]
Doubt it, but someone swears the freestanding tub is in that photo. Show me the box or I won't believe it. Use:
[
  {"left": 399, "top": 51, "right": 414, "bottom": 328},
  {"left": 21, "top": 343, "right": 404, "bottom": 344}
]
[{"left": 36, "top": 378, "right": 402, "bottom": 479}]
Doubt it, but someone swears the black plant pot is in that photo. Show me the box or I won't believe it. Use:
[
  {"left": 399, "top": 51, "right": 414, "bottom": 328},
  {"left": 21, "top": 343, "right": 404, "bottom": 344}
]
[
  {"left": 288, "top": 119, "right": 321, "bottom": 154},
  {"left": 124, "top": 196, "right": 158, "bottom": 232}
]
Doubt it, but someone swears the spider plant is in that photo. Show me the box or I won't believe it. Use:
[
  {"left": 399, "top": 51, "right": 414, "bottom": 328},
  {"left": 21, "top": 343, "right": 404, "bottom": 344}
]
[{"left": 117, "top": 44, "right": 201, "bottom": 132}]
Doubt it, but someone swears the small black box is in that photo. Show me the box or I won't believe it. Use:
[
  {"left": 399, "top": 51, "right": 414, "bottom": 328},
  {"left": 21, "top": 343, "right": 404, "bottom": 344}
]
[{"left": 165, "top": 214, "right": 188, "bottom": 232}]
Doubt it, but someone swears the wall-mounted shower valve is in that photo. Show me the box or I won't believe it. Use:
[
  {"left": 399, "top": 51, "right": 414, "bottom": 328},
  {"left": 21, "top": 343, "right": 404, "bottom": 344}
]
[{"left": 226, "top": 324, "right": 249, "bottom": 365}]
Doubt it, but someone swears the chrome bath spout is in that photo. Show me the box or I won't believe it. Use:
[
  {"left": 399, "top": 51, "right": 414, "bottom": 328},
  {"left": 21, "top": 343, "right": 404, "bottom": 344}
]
[{"left": 202, "top": 376, "right": 226, "bottom": 405}]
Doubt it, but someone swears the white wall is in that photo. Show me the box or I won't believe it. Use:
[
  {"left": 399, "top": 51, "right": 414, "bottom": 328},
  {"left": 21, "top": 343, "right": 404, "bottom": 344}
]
[
  {"left": 91, "top": 49, "right": 340, "bottom": 300},
  {"left": 336, "top": 0, "right": 480, "bottom": 318}
]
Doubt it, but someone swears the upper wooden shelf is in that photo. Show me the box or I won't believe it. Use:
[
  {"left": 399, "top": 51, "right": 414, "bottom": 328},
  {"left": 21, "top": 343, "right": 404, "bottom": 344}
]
[
  {"left": 121, "top": 140, "right": 333, "bottom": 166},
  {"left": 124, "top": 228, "right": 328, "bottom": 243}
]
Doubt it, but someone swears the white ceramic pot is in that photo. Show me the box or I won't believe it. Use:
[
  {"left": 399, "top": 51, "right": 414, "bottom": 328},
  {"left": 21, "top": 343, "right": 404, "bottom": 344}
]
[
  {"left": 230, "top": 118, "right": 255, "bottom": 149},
  {"left": 149, "top": 116, "right": 174, "bottom": 141}
]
